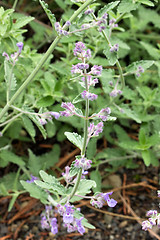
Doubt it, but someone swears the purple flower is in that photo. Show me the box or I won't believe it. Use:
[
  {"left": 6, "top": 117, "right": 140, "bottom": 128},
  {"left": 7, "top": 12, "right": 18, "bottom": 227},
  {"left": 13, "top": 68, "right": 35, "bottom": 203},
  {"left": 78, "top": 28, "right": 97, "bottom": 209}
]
[
  {"left": 26, "top": 174, "right": 38, "bottom": 183},
  {"left": 103, "top": 192, "right": 117, "bottom": 207},
  {"left": 2, "top": 52, "right": 10, "bottom": 61},
  {"left": 16, "top": 42, "right": 23, "bottom": 53},
  {"left": 51, "top": 218, "right": 58, "bottom": 234},
  {"left": 71, "top": 64, "right": 82, "bottom": 74},
  {"left": 65, "top": 21, "right": 71, "bottom": 26},
  {"left": 91, "top": 192, "right": 117, "bottom": 208},
  {"left": 74, "top": 42, "right": 86, "bottom": 56},
  {"left": 76, "top": 218, "right": 85, "bottom": 235},
  {"left": 146, "top": 210, "right": 157, "bottom": 217},
  {"left": 49, "top": 111, "right": 60, "bottom": 119},
  {"left": 84, "top": 8, "right": 93, "bottom": 15},
  {"left": 109, "top": 18, "right": 118, "bottom": 28},
  {"left": 142, "top": 220, "right": 152, "bottom": 231},
  {"left": 110, "top": 89, "right": 122, "bottom": 97},
  {"left": 97, "top": 108, "right": 111, "bottom": 121},
  {"left": 39, "top": 118, "right": 47, "bottom": 125},
  {"left": 88, "top": 122, "right": 104, "bottom": 138},
  {"left": 0, "top": 132, "right": 2, "bottom": 137},
  {"left": 63, "top": 205, "right": 74, "bottom": 224},
  {"left": 135, "top": 65, "right": 144, "bottom": 77},
  {"left": 110, "top": 44, "right": 119, "bottom": 52},
  {"left": 138, "top": 66, "right": 144, "bottom": 73},
  {"left": 102, "top": 13, "right": 108, "bottom": 19},
  {"left": 81, "top": 91, "right": 98, "bottom": 101},
  {"left": 41, "top": 215, "right": 50, "bottom": 229},
  {"left": 74, "top": 157, "right": 92, "bottom": 170},
  {"left": 62, "top": 166, "right": 73, "bottom": 183},
  {"left": 90, "top": 65, "right": 102, "bottom": 76},
  {"left": 60, "top": 102, "right": 76, "bottom": 117}
]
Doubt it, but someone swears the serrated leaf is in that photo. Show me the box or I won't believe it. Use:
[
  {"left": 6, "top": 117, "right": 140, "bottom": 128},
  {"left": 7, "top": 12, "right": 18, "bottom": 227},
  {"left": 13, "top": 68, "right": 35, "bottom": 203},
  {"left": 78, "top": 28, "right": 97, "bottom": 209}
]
[
  {"left": 22, "top": 115, "right": 36, "bottom": 141},
  {"left": 98, "top": 1, "right": 120, "bottom": 17},
  {"left": 75, "top": 179, "right": 96, "bottom": 196},
  {"left": 118, "top": 0, "right": 139, "bottom": 13},
  {"left": 0, "top": 150, "right": 25, "bottom": 166},
  {"left": 118, "top": 104, "right": 142, "bottom": 123},
  {"left": 38, "top": 170, "right": 66, "bottom": 195},
  {"left": 39, "top": 0, "right": 56, "bottom": 28},
  {"left": 20, "top": 180, "right": 48, "bottom": 204},
  {"left": 13, "top": 16, "right": 34, "bottom": 29},
  {"left": 140, "top": 42, "right": 160, "bottom": 60},
  {"left": 64, "top": 132, "right": 83, "bottom": 150},
  {"left": 4, "top": 60, "right": 17, "bottom": 91}
]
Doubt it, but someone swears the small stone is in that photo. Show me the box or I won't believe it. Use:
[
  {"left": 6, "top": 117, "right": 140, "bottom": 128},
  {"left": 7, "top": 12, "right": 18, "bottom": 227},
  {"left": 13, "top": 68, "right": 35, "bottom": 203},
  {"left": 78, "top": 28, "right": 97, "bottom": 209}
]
[
  {"left": 32, "top": 226, "right": 38, "bottom": 233},
  {"left": 119, "top": 220, "right": 127, "bottom": 228},
  {"left": 22, "top": 224, "right": 29, "bottom": 231}
]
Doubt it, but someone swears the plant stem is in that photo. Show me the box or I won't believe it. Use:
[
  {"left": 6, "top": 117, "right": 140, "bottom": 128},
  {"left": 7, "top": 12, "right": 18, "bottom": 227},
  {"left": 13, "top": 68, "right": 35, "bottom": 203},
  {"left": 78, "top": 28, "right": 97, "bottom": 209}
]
[
  {"left": 12, "top": 0, "right": 18, "bottom": 10},
  {"left": 0, "top": 0, "right": 93, "bottom": 122},
  {"left": 6, "top": 65, "right": 14, "bottom": 103},
  {"left": 91, "top": 12, "right": 125, "bottom": 88},
  {"left": 69, "top": 70, "right": 90, "bottom": 200}
]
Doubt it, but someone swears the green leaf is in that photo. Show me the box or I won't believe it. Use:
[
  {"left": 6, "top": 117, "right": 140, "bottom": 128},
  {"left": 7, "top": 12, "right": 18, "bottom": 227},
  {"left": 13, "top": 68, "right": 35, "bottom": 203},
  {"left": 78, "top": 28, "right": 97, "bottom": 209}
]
[
  {"left": 100, "top": 69, "right": 115, "bottom": 94},
  {"left": 90, "top": 170, "right": 101, "bottom": 193},
  {"left": 46, "top": 121, "right": 56, "bottom": 138},
  {"left": 140, "top": 42, "right": 160, "bottom": 60},
  {"left": 38, "top": 170, "right": 66, "bottom": 195},
  {"left": 0, "top": 183, "right": 8, "bottom": 196},
  {"left": 20, "top": 180, "right": 48, "bottom": 204},
  {"left": 39, "top": 0, "right": 56, "bottom": 28},
  {"left": 141, "top": 150, "right": 151, "bottom": 166},
  {"left": 118, "top": 104, "right": 142, "bottom": 123},
  {"left": 118, "top": 0, "right": 139, "bottom": 13},
  {"left": 64, "top": 132, "right": 83, "bottom": 150},
  {"left": 139, "top": 128, "right": 146, "bottom": 145},
  {"left": 13, "top": 15, "right": 34, "bottom": 29},
  {"left": 36, "top": 95, "right": 54, "bottom": 107},
  {"left": 98, "top": 1, "right": 120, "bottom": 17},
  {"left": 22, "top": 115, "right": 36, "bottom": 141},
  {"left": 86, "top": 138, "right": 97, "bottom": 159},
  {"left": 137, "top": 0, "right": 154, "bottom": 6},
  {"left": 126, "top": 60, "right": 154, "bottom": 73},
  {"left": 75, "top": 179, "right": 96, "bottom": 196},
  {"left": 28, "top": 114, "right": 47, "bottom": 139},
  {"left": 0, "top": 150, "right": 25, "bottom": 167},
  {"left": 8, "top": 194, "right": 19, "bottom": 212},
  {"left": 4, "top": 60, "right": 17, "bottom": 91},
  {"left": 103, "top": 45, "right": 118, "bottom": 66},
  {"left": 28, "top": 150, "right": 42, "bottom": 176}
]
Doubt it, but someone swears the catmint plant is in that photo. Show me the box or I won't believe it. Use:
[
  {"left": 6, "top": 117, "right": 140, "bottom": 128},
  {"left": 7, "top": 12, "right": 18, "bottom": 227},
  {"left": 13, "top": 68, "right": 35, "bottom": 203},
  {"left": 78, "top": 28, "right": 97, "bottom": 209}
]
[{"left": 22, "top": 41, "right": 117, "bottom": 235}]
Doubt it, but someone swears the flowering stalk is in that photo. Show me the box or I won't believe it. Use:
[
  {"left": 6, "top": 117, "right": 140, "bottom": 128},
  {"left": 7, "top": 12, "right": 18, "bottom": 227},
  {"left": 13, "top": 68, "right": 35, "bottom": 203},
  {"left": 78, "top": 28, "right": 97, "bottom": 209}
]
[
  {"left": 0, "top": 0, "right": 93, "bottom": 122},
  {"left": 91, "top": 12, "right": 125, "bottom": 89}
]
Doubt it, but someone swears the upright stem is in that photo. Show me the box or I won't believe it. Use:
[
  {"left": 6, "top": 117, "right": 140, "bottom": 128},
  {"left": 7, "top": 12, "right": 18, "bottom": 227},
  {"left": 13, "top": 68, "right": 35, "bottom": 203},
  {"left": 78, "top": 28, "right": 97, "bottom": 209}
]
[
  {"left": 0, "top": 0, "right": 93, "bottom": 122},
  {"left": 12, "top": 0, "right": 18, "bottom": 10},
  {"left": 91, "top": 12, "right": 125, "bottom": 88},
  {"left": 69, "top": 71, "right": 89, "bottom": 200}
]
